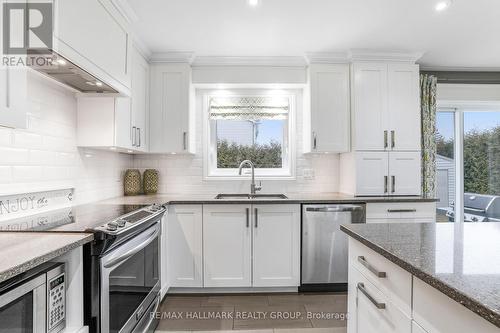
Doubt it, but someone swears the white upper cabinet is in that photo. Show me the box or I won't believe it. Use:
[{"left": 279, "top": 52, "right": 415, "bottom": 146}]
[
  {"left": 307, "top": 64, "right": 350, "bottom": 153},
  {"left": 355, "top": 152, "right": 389, "bottom": 196},
  {"left": 252, "top": 204, "right": 300, "bottom": 287},
  {"left": 77, "top": 97, "right": 134, "bottom": 150},
  {"left": 76, "top": 44, "right": 149, "bottom": 152},
  {"left": 387, "top": 64, "right": 421, "bottom": 151},
  {"left": 352, "top": 63, "right": 388, "bottom": 151},
  {"left": 388, "top": 152, "right": 422, "bottom": 196},
  {"left": 353, "top": 151, "right": 421, "bottom": 196},
  {"left": 203, "top": 205, "right": 252, "bottom": 287},
  {"left": 0, "top": 66, "right": 27, "bottom": 129},
  {"left": 130, "top": 46, "right": 150, "bottom": 152},
  {"left": 149, "top": 63, "right": 194, "bottom": 154},
  {"left": 352, "top": 62, "right": 420, "bottom": 152},
  {"left": 53, "top": 0, "right": 131, "bottom": 94}
]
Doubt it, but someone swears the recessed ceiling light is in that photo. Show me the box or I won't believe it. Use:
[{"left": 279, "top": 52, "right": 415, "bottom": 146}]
[
  {"left": 435, "top": 0, "right": 451, "bottom": 11},
  {"left": 248, "top": 0, "right": 260, "bottom": 7},
  {"left": 56, "top": 59, "right": 67, "bottom": 66},
  {"left": 95, "top": 81, "right": 103, "bottom": 87}
]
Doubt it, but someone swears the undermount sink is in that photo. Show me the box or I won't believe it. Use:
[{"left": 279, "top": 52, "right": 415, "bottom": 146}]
[{"left": 215, "top": 193, "right": 288, "bottom": 200}]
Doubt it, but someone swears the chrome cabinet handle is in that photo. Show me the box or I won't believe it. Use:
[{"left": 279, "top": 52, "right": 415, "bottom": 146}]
[
  {"left": 384, "top": 130, "right": 388, "bottom": 149},
  {"left": 384, "top": 176, "right": 388, "bottom": 194},
  {"left": 387, "top": 209, "right": 417, "bottom": 213},
  {"left": 391, "top": 130, "right": 395, "bottom": 149},
  {"left": 357, "top": 256, "right": 387, "bottom": 278},
  {"left": 246, "top": 208, "right": 250, "bottom": 228},
  {"left": 137, "top": 127, "right": 141, "bottom": 147},
  {"left": 183, "top": 131, "right": 187, "bottom": 150},
  {"left": 313, "top": 132, "right": 317, "bottom": 150},
  {"left": 391, "top": 175, "right": 396, "bottom": 193},
  {"left": 132, "top": 126, "right": 136, "bottom": 146},
  {"left": 357, "top": 282, "right": 386, "bottom": 309},
  {"left": 254, "top": 208, "right": 258, "bottom": 228}
]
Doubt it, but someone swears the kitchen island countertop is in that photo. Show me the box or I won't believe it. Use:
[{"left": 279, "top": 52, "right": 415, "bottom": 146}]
[{"left": 341, "top": 222, "right": 500, "bottom": 328}]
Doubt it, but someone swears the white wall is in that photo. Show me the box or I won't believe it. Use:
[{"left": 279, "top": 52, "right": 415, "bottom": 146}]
[
  {"left": 134, "top": 88, "right": 339, "bottom": 195},
  {"left": 437, "top": 84, "right": 500, "bottom": 102},
  {"left": 0, "top": 72, "right": 133, "bottom": 203}
]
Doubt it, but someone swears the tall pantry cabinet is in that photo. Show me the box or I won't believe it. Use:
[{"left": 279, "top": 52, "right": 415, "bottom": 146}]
[{"left": 341, "top": 62, "right": 422, "bottom": 196}]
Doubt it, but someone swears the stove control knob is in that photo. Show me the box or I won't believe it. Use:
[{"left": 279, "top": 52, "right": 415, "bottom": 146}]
[
  {"left": 106, "top": 223, "right": 118, "bottom": 231},
  {"left": 116, "top": 219, "right": 127, "bottom": 227}
]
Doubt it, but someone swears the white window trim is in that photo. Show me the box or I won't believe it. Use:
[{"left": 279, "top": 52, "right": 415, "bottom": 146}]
[
  {"left": 437, "top": 100, "right": 500, "bottom": 223},
  {"left": 203, "top": 90, "right": 296, "bottom": 180}
]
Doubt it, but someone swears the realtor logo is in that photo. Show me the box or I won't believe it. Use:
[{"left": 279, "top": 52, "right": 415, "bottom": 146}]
[{"left": 3, "top": 2, "right": 53, "bottom": 55}]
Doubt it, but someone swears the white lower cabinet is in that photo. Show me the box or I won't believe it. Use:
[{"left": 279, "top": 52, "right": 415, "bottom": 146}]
[
  {"left": 348, "top": 239, "right": 499, "bottom": 333},
  {"left": 366, "top": 202, "right": 436, "bottom": 224},
  {"left": 166, "top": 205, "right": 203, "bottom": 288},
  {"left": 412, "top": 277, "right": 499, "bottom": 333},
  {"left": 166, "top": 204, "right": 300, "bottom": 290},
  {"left": 203, "top": 205, "right": 252, "bottom": 287},
  {"left": 252, "top": 204, "right": 300, "bottom": 287},
  {"left": 348, "top": 265, "right": 411, "bottom": 333}
]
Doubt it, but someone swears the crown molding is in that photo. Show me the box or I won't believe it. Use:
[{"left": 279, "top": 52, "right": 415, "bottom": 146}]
[
  {"left": 149, "top": 52, "right": 195, "bottom": 64},
  {"left": 349, "top": 49, "right": 424, "bottom": 63},
  {"left": 191, "top": 56, "right": 307, "bottom": 67},
  {"left": 305, "top": 52, "right": 350, "bottom": 64},
  {"left": 110, "top": 0, "right": 139, "bottom": 24}
]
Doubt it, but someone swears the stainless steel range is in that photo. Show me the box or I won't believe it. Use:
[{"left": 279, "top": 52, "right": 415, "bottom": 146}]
[{"left": 84, "top": 204, "right": 166, "bottom": 333}]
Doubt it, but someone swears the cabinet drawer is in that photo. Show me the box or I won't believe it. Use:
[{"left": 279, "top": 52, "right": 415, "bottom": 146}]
[
  {"left": 347, "top": 265, "right": 411, "bottom": 333},
  {"left": 413, "top": 277, "right": 499, "bottom": 333},
  {"left": 349, "top": 238, "right": 412, "bottom": 316},
  {"left": 366, "top": 202, "right": 436, "bottom": 219}
]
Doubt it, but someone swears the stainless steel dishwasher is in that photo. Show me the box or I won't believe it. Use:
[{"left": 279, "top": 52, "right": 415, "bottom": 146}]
[{"left": 301, "top": 204, "right": 366, "bottom": 292}]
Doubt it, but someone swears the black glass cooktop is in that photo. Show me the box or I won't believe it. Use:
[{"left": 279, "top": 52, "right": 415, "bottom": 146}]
[{"left": 0, "top": 204, "right": 148, "bottom": 233}]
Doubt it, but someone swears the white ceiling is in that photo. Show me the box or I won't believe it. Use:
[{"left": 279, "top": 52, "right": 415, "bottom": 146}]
[{"left": 126, "top": 0, "right": 500, "bottom": 69}]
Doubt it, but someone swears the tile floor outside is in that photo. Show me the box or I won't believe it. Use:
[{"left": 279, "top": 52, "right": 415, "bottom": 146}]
[{"left": 154, "top": 293, "right": 348, "bottom": 333}]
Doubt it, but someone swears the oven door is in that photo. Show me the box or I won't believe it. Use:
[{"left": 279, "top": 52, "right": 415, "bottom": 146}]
[
  {"left": 0, "top": 274, "right": 46, "bottom": 333},
  {"left": 100, "top": 222, "right": 161, "bottom": 333}
]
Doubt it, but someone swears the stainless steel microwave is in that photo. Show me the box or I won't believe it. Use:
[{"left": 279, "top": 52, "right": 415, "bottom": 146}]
[{"left": 0, "top": 262, "right": 65, "bottom": 333}]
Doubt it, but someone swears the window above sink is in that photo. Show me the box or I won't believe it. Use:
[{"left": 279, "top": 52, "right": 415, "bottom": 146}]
[{"left": 203, "top": 89, "right": 297, "bottom": 180}]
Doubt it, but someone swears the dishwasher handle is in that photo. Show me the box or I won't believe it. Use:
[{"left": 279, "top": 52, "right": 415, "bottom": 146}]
[{"left": 305, "top": 205, "right": 364, "bottom": 213}]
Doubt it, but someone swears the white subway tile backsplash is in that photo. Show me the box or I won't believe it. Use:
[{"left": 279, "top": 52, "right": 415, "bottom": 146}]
[
  {"left": 0, "top": 72, "right": 133, "bottom": 203},
  {"left": 0, "top": 147, "right": 30, "bottom": 165}
]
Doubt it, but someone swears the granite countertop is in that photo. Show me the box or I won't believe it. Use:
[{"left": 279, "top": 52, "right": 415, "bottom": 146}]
[
  {"left": 101, "top": 192, "right": 437, "bottom": 205},
  {"left": 341, "top": 223, "right": 500, "bottom": 328},
  {"left": 0, "top": 232, "right": 94, "bottom": 283}
]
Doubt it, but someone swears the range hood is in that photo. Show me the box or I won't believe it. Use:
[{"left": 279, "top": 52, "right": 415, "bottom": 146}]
[{"left": 27, "top": 49, "right": 118, "bottom": 93}]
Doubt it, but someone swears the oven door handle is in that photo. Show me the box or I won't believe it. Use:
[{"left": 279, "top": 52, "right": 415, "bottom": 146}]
[{"left": 103, "top": 225, "right": 160, "bottom": 269}]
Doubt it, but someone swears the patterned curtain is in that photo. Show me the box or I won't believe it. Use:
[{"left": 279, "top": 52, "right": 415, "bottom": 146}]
[{"left": 420, "top": 74, "right": 438, "bottom": 198}]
